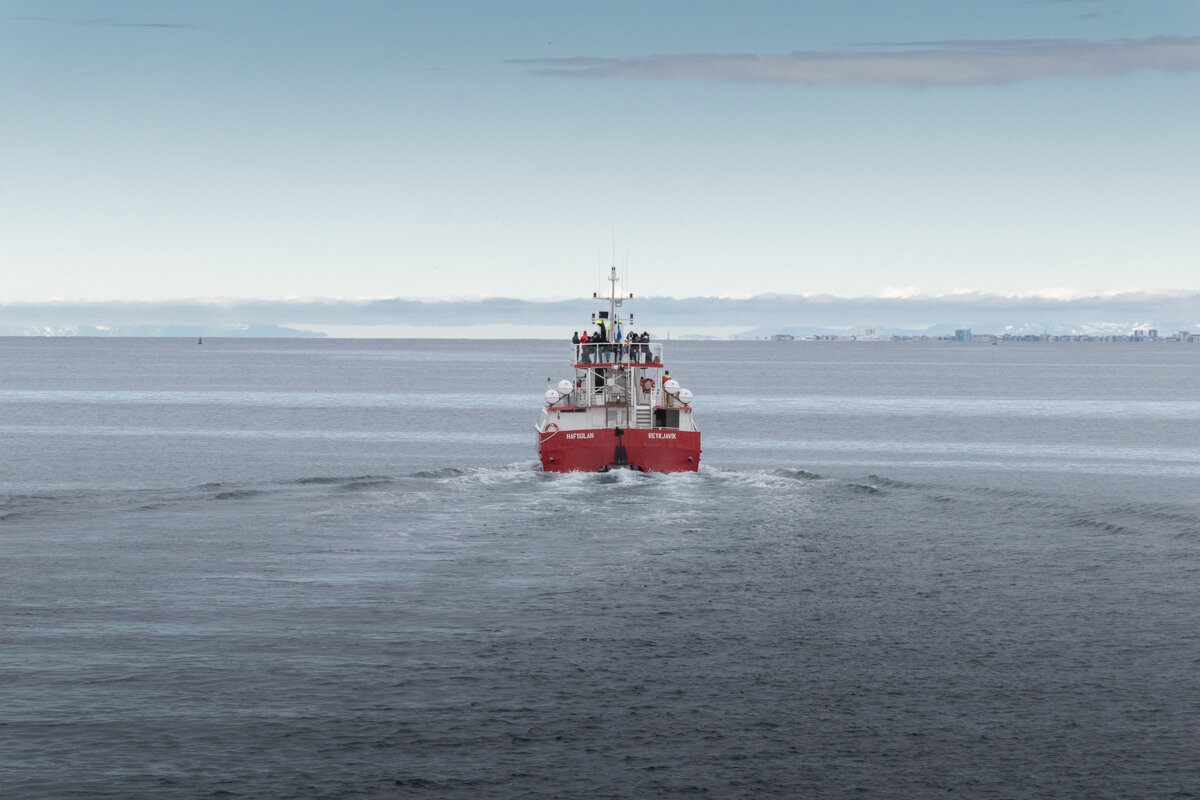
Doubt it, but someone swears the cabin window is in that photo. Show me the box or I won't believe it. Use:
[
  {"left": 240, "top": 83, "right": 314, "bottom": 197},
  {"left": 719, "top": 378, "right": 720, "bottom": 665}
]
[{"left": 654, "top": 409, "right": 680, "bottom": 429}]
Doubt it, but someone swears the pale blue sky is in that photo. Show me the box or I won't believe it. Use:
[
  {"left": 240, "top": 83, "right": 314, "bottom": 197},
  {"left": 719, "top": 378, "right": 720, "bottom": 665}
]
[{"left": 2, "top": 0, "right": 1198, "bottom": 303}]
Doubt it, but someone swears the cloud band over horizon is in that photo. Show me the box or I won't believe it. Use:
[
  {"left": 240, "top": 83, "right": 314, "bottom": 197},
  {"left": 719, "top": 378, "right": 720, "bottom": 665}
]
[
  {"left": 5, "top": 292, "right": 1200, "bottom": 338},
  {"left": 512, "top": 36, "right": 1200, "bottom": 87}
]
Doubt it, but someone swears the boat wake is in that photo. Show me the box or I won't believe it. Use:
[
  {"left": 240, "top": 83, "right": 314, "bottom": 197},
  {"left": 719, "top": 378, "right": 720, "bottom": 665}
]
[{"left": 7, "top": 463, "right": 1198, "bottom": 547}]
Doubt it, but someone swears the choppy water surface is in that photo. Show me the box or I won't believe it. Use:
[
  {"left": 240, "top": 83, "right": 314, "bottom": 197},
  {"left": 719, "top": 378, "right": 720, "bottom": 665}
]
[{"left": 2, "top": 338, "right": 1198, "bottom": 798}]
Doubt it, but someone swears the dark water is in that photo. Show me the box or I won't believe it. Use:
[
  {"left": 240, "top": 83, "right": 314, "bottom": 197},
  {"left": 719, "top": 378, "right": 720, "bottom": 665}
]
[{"left": 2, "top": 338, "right": 1198, "bottom": 798}]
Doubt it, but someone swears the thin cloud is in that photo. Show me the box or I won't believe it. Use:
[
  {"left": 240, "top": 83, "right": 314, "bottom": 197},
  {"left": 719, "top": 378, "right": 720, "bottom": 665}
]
[
  {"left": 13, "top": 15, "right": 194, "bottom": 29},
  {"left": 79, "top": 18, "right": 195, "bottom": 29},
  {"left": 512, "top": 36, "right": 1200, "bottom": 87}
]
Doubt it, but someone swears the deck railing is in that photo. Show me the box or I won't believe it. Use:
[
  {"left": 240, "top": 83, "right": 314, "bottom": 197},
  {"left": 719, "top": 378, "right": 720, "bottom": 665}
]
[
  {"left": 573, "top": 341, "right": 663, "bottom": 365},
  {"left": 561, "top": 375, "right": 664, "bottom": 409}
]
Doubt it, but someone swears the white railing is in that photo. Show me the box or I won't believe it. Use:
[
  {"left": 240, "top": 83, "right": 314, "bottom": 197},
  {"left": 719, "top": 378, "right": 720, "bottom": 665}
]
[
  {"left": 557, "top": 378, "right": 666, "bottom": 409},
  {"left": 573, "top": 341, "right": 663, "bottom": 365}
]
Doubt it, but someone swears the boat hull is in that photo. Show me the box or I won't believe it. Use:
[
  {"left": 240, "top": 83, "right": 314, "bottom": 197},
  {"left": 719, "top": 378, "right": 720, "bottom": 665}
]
[{"left": 538, "top": 427, "right": 700, "bottom": 473}]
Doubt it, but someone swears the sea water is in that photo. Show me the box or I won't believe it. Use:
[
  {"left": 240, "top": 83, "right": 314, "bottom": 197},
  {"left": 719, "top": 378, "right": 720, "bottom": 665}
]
[{"left": 1, "top": 337, "right": 1197, "bottom": 799}]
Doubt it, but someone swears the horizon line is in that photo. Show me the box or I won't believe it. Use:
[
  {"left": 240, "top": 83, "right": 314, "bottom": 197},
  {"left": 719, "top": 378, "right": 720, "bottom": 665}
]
[{"left": 5, "top": 288, "right": 1200, "bottom": 306}]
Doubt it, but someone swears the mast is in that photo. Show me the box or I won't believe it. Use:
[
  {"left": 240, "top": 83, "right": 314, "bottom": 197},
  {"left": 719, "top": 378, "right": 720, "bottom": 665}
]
[
  {"left": 608, "top": 264, "right": 624, "bottom": 335},
  {"left": 608, "top": 265, "right": 616, "bottom": 322}
]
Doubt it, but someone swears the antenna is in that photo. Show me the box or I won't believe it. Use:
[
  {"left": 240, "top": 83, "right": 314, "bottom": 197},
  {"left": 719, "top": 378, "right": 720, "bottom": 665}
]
[
  {"left": 623, "top": 250, "right": 629, "bottom": 298},
  {"left": 611, "top": 221, "right": 616, "bottom": 271}
]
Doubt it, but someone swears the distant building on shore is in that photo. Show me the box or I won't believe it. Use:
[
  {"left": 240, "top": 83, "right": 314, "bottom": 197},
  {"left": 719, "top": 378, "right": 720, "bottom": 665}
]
[{"left": 760, "top": 327, "right": 1196, "bottom": 344}]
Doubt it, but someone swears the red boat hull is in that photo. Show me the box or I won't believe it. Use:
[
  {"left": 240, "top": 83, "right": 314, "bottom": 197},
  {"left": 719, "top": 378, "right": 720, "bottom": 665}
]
[{"left": 538, "top": 427, "right": 700, "bottom": 473}]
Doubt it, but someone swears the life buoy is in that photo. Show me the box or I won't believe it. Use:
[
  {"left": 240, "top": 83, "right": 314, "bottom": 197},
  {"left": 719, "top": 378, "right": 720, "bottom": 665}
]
[
  {"left": 544, "top": 423, "right": 559, "bottom": 434},
  {"left": 640, "top": 377, "right": 656, "bottom": 392}
]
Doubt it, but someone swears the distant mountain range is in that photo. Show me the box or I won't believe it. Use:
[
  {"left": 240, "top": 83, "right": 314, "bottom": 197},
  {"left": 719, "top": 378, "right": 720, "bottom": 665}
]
[
  {"left": 8, "top": 324, "right": 324, "bottom": 338},
  {"left": 2, "top": 292, "right": 1198, "bottom": 338}
]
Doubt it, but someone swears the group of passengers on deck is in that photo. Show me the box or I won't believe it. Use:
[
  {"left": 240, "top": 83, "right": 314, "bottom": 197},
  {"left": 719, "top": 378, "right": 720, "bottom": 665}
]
[{"left": 572, "top": 324, "right": 653, "bottom": 363}]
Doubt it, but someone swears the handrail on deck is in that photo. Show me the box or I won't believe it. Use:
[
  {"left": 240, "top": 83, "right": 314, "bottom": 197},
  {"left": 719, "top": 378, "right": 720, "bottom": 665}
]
[{"left": 573, "top": 341, "right": 662, "bottom": 365}]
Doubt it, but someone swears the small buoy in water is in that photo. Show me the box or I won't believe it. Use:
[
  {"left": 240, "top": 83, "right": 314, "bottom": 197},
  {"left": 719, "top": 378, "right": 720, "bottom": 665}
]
[{"left": 198, "top": 338, "right": 203, "bottom": 345}]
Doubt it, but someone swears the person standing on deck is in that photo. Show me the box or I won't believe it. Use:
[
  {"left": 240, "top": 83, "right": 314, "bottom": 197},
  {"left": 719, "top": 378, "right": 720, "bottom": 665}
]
[{"left": 595, "top": 321, "right": 608, "bottom": 362}]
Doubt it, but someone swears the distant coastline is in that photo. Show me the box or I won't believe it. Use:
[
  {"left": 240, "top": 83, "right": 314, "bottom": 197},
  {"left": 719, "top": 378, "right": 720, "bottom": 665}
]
[
  {"left": 759, "top": 329, "right": 1198, "bottom": 344},
  {"left": 3, "top": 292, "right": 1199, "bottom": 340}
]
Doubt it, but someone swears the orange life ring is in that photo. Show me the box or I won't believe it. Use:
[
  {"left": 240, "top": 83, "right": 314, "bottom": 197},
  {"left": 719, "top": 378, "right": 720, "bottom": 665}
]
[
  {"left": 640, "top": 377, "right": 656, "bottom": 392},
  {"left": 544, "top": 423, "right": 559, "bottom": 434}
]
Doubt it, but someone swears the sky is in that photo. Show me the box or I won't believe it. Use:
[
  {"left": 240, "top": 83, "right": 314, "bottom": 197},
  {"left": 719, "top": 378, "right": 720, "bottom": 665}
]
[{"left": 2, "top": 0, "right": 1199, "bottom": 309}]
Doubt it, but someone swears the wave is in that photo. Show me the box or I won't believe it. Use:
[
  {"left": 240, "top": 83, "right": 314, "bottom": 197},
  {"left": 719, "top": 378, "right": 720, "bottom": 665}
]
[
  {"left": 0, "top": 493, "right": 65, "bottom": 522},
  {"left": 864, "top": 474, "right": 923, "bottom": 489},
  {"left": 7, "top": 467, "right": 1197, "bottom": 549},
  {"left": 771, "top": 468, "right": 824, "bottom": 481},
  {"left": 1055, "top": 501, "right": 1200, "bottom": 540},
  {"left": 210, "top": 489, "right": 270, "bottom": 501},
  {"left": 1065, "top": 517, "right": 1137, "bottom": 535},
  {"left": 408, "top": 467, "right": 471, "bottom": 480},
  {"left": 291, "top": 475, "right": 393, "bottom": 485}
]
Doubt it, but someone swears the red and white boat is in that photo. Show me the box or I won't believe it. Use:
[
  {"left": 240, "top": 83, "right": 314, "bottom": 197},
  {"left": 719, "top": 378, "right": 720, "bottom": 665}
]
[{"left": 536, "top": 267, "right": 701, "bottom": 473}]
